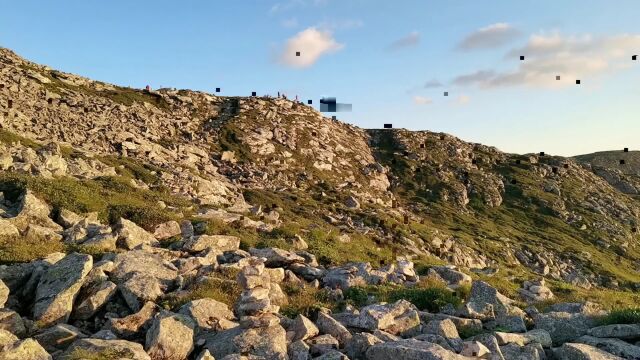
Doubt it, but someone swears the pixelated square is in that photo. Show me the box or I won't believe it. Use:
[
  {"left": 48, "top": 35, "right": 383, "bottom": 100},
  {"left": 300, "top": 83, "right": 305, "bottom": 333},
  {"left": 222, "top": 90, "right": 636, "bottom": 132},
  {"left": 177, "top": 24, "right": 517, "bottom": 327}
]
[
  {"left": 511, "top": 179, "right": 517, "bottom": 184},
  {"left": 633, "top": 55, "right": 638, "bottom": 60},
  {"left": 556, "top": 76, "right": 561, "bottom": 81},
  {"left": 563, "top": 164, "right": 569, "bottom": 169},
  {"left": 520, "top": 55, "right": 525, "bottom": 60},
  {"left": 296, "top": 51, "right": 300, "bottom": 56},
  {"left": 539, "top": 152, "right": 545, "bottom": 156},
  {"left": 252, "top": 91, "right": 256, "bottom": 96},
  {"left": 307, "top": 100, "right": 312, "bottom": 104},
  {"left": 516, "top": 159, "right": 521, "bottom": 164},
  {"left": 216, "top": 87, "right": 220, "bottom": 92},
  {"left": 444, "top": 91, "right": 449, "bottom": 96},
  {"left": 576, "top": 80, "right": 581, "bottom": 85},
  {"left": 419, "top": 143, "right": 425, "bottom": 148},
  {"left": 384, "top": 124, "right": 393, "bottom": 129},
  {"left": 332, "top": 115, "right": 336, "bottom": 120},
  {"left": 620, "top": 160, "right": 626, "bottom": 165},
  {"left": 624, "top": 147, "right": 629, "bottom": 152}
]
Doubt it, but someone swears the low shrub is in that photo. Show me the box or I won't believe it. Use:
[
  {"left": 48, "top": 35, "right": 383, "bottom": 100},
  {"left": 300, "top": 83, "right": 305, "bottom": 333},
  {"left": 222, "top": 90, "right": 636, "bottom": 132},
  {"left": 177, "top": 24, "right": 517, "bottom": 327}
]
[
  {"left": 280, "top": 284, "right": 332, "bottom": 318},
  {"left": 598, "top": 308, "right": 640, "bottom": 325}
]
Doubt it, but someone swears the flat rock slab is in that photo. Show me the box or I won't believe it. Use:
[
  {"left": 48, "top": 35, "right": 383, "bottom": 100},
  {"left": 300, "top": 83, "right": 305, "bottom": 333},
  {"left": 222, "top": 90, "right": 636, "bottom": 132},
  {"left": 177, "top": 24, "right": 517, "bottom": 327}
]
[{"left": 33, "top": 253, "right": 92, "bottom": 327}]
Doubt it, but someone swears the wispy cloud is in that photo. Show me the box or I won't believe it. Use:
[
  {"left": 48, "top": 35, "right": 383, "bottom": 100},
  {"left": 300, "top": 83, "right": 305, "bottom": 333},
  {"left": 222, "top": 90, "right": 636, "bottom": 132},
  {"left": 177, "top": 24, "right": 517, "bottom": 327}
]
[
  {"left": 413, "top": 95, "right": 433, "bottom": 105},
  {"left": 269, "top": 0, "right": 328, "bottom": 14},
  {"left": 424, "top": 79, "right": 443, "bottom": 88},
  {"left": 387, "top": 31, "right": 420, "bottom": 51},
  {"left": 451, "top": 32, "right": 640, "bottom": 88},
  {"left": 316, "top": 19, "right": 364, "bottom": 31},
  {"left": 456, "top": 95, "right": 470, "bottom": 105},
  {"left": 457, "top": 23, "right": 521, "bottom": 51},
  {"left": 278, "top": 27, "right": 344, "bottom": 68},
  {"left": 281, "top": 17, "right": 298, "bottom": 28}
]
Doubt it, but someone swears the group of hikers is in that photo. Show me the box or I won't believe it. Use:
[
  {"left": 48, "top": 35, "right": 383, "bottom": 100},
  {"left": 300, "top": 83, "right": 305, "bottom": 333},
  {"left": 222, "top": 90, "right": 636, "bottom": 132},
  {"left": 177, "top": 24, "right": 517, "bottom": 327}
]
[{"left": 143, "top": 85, "right": 301, "bottom": 103}]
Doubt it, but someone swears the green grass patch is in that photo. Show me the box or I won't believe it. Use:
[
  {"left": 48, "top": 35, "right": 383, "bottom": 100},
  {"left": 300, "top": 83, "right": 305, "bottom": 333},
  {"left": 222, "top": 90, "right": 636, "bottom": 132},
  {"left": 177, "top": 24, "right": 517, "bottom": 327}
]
[
  {"left": 0, "top": 172, "right": 189, "bottom": 231},
  {"left": 597, "top": 308, "right": 640, "bottom": 325},
  {"left": 280, "top": 284, "right": 333, "bottom": 318}
]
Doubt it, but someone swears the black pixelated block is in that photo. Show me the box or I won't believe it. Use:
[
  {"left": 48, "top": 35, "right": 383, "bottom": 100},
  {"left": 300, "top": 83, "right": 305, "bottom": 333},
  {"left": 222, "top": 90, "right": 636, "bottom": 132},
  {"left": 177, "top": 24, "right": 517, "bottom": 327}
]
[
  {"left": 252, "top": 91, "right": 256, "bottom": 96},
  {"left": 624, "top": 147, "right": 629, "bottom": 152},
  {"left": 439, "top": 135, "right": 445, "bottom": 140},
  {"left": 384, "top": 124, "right": 393, "bottom": 129},
  {"left": 403, "top": 150, "right": 409, "bottom": 156},
  {"left": 516, "top": 159, "right": 521, "bottom": 164},
  {"left": 419, "top": 143, "right": 425, "bottom": 148},
  {"left": 444, "top": 91, "right": 449, "bottom": 96},
  {"left": 576, "top": 80, "right": 581, "bottom": 84},
  {"left": 563, "top": 163, "right": 569, "bottom": 168},
  {"left": 539, "top": 152, "right": 545, "bottom": 156},
  {"left": 552, "top": 167, "right": 558, "bottom": 173},
  {"left": 216, "top": 87, "right": 220, "bottom": 92},
  {"left": 307, "top": 100, "right": 312, "bottom": 104},
  {"left": 332, "top": 115, "right": 336, "bottom": 120},
  {"left": 472, "top": 159, "right": 477, "bottom": 165},
  {"left": 620, "top": 160, "right": 626, "bottom": 165},
  {"left": 633, "top": 55, "right": 638, "bottom": 60},
  {"left": 511, "top": 179, "right": 517, "bottom": 184},
  {"left": 520, "top": 55, "right": 525, "bottom": 60},
  {"left": 556, "top": 75, "right": 561, "bottom": 80},
  {"left": 391, "top": 159, "right": 397, "bottom": 165},
  {"left": 296, "top": 51, "right": 300, "bottom": 56}
]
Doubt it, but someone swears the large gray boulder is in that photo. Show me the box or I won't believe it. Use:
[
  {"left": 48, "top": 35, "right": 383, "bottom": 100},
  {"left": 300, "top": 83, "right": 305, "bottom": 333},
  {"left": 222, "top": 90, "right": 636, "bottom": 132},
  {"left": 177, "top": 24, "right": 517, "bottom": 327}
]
[
  {"left": 533, "top": 311, "right": 596, "bottom": 345},
  {"left": 555, "top": 343, "right": 623, "bottom": 359},
  {"left": 72, "top": 280, "right": 117, "bottom": 320},
  {"left": 576, "top": 335, "right": 640, "bottom": 359},
  {"left": 115, "top": 217, "right": 158, "bottom": 249},
  {"left": 249, "top": 247, "right": 305, "bottom": 267},
  {"left": 110, "top": 250, "right": 178, "bottom": 287},
  {"left": 366, "top": 339, "right": 471, "bottom": 360},
  {"left": 345, "top": 332, "right": 384, "bottom": 360},
  {"left": 351, "top": 300, "right": 421, "bottom": 336},
  {"left": 202, "top": 323, "right": 288, "bottom": 359},
  {"left": 499, "top": 343, "right": 546, "bottom": 360},
  {"left": 459, "top": 281, "right": 525, "bottom": 332},
  {"left": 145, "top": 311, "right": 196, "bottom": 360},
  {"left": 33, "top": 253, "right": 92, "bottom": 327},
  {"left": 428, "top": 266, "right": 472, "bottom": 289},
  {"left": 119, "top": 273, "right": 164, "bottom": 311},
  {"left": 0, "top": 338, "right": 52, "bottom": 360},
  {"left": 494, "top": 329, "right": 552, "bottom": 348},
  {"left": 316, "top": 311, "right": 353, "bottom": 346},
  {"left": 63, "top": 338, "right": 151, "bottom": 360},
  {"left": 178, "top": 298, "right": 236, "bottom": 332},
  {"left": 290, "top": 314, "right": 319, "bottom": 342},
  {"left": 589, "top": 323, "right": 640, "bottom": 340},
  {"left": 153, "top": 220, "right": 182, "bottom": 240},
  {"left": 32, "top": 323, "right": 86, "bottom": 352},
  {"left": 183, "top": 234, "right": 240, "bottom": 252}
]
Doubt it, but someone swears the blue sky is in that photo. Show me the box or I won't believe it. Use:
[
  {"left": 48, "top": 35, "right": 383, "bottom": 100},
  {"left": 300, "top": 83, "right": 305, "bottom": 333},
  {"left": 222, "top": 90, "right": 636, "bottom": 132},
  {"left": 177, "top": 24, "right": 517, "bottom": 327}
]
[{"left": 1, "top": 0, "right": 639, "bottom": 156}]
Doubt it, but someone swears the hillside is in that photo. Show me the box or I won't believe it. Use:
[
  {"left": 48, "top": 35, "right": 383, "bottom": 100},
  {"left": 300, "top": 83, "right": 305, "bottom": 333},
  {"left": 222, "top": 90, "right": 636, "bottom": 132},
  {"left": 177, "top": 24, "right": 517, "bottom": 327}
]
[
  {"left": 574, "top": 150, "right": 640, "bottom": 196},
  {"left": 2, "top": 47, "right": 640, "bottom": 359}
]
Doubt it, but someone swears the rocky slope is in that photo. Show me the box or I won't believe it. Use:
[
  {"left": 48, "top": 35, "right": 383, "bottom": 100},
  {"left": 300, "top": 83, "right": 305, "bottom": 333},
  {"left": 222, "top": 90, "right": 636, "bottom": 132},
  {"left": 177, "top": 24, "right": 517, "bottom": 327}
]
[{"left": 1, "top": 47, "right": 640, "bottom": 359}]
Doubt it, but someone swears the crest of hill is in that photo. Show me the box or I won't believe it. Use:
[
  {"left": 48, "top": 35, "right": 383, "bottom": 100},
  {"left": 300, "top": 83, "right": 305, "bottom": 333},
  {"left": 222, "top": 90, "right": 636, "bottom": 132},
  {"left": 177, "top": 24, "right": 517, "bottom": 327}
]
[{"left": 2, "top": 46, "right": 640, "bottom": 296}]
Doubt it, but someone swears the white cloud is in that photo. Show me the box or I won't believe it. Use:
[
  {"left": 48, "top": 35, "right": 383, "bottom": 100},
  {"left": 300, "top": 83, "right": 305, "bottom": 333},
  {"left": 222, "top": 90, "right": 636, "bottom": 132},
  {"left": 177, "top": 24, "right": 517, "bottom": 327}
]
[
  {"left": 457, "top": 23, "right": 521, "bottom": 51},
  {"left": 452, "top": 32, "right": 640, "bottom": 88},
  {"left": 279, "top": 27, "right": 344, "bottom": 68},
  {"left": 413, "top": 96, "right": 433, "bottom": 105},
  {"left": 387, "top": 31, "right": 420, "bottom": 51}
]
